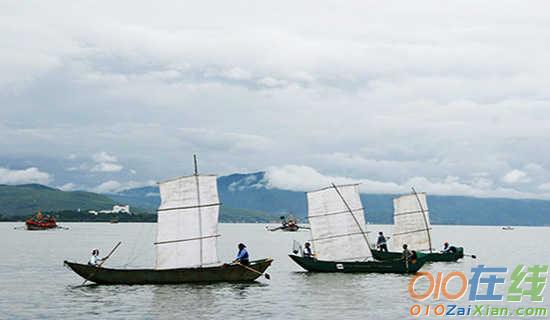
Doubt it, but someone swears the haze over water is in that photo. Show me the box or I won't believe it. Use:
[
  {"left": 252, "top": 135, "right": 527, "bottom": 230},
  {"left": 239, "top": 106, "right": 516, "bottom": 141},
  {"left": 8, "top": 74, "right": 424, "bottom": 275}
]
[{"left": 1, "top": 223, "right": 548, "bottom": 319}]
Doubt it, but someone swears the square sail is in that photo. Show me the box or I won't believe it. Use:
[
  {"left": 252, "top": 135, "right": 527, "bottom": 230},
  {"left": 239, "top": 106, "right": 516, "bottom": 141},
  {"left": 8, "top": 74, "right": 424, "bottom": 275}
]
[
  {"left": 307, "top": 184, "right": 371, "bottom": 262},
  {"left": 392, "top": 192, "right": 432, "bottom": 252},
  {"left": 155, "top": 175, "right": 220, "bottom": 269}
]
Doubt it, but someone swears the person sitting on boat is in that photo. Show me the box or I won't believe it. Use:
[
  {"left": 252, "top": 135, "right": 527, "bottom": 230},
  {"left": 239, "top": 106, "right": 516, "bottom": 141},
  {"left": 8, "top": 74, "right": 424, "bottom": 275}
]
[
  {"left": 287, "top": 219, "right": 296, "bottom": 228},
  {"left": 303, "top": 242, "right": 314, "bottom": 258},
  {"left": 233, "top": 243, "right": 250, "bottom": 266},
  {"left": 280, "top": 216, "right": 288, "bottom": 227},
  {"left": 376, "top": 232, "right": 389, "bottom": 252},
  {"left": 88, "top": 249, "right": 104, "bottom": 267},
  {"left": 441, "top": 242, "right": 457, "bottom": 254}
]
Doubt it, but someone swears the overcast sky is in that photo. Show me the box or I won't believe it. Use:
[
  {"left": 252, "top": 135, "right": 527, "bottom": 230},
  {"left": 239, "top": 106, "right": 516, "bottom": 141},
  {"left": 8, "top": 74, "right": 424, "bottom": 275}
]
[{"left": 1, "top": 0, "right": 550, "bottom": 199}]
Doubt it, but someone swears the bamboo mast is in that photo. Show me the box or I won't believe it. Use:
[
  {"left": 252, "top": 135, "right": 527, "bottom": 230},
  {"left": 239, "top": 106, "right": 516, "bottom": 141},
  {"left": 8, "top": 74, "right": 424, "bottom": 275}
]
[
  {"left": 411, "top": 187, "right": 432, "bottom": 253},
  {"left": 331, "top": 183, "right": 373, "bottom": 254},
  {"left": 193, "top": 154, "right": 204, "bottom": 266}
]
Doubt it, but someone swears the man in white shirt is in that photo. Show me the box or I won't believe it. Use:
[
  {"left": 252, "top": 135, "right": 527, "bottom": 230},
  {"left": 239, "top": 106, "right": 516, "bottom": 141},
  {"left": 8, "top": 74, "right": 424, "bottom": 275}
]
[{"left": 88, "top": 249, "right": 104, "bottom": 267}]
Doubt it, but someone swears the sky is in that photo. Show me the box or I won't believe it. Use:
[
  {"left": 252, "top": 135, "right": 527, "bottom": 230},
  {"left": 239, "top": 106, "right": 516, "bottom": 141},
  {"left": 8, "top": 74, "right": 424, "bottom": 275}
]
[{"left": 1, "top": 0, "right": 550, "bottom": 199}]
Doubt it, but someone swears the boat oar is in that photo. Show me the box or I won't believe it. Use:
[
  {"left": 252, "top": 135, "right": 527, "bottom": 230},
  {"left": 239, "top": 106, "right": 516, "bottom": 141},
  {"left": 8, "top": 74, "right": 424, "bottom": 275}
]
[
  {"left": 234, "top": 262, "right": 271, "bottom": 280},
  {"left": 81, "top": 241, "right": 122, "bottom": 285}
]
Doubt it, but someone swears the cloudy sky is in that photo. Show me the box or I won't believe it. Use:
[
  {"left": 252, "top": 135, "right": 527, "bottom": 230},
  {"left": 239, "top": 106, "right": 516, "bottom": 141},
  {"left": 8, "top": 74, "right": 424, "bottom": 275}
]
[{"left": 1, "top": 0, "right": 550, "bottom": 199}]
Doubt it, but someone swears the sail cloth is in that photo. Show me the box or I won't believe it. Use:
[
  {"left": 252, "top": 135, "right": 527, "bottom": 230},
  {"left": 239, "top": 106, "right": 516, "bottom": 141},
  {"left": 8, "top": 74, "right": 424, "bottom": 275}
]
[
  {"left": 155, "top": 175, "right": 220, "bottom": 270},
  {"left": 392, "top": 193, "right": 432, "bottom": 252},
  {"left": 307, "top": 184, "right": 371, "bottom": 262}
]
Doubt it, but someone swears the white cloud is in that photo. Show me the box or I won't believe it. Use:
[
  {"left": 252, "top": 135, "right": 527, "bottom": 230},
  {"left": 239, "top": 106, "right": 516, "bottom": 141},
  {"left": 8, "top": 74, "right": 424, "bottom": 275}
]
[
  {"left": 59, "top": 182, "right": 78, "bottom": 191},
  {"left": 92, "top": 152, "right": 117, "bottom": 163},
  {"left": 91, "top": 180, "right": 122, "bottom": 193},
  {"left": 501, "top": 169, "right": 531, "bottom": 184},
  {"left": 91, "top": 179, "right": 155, "bottom": 193},
  {"left": 1, "top": 1, "right": 550, "bottom": 199},
  {"left": 265, "top": 165, "right": 546, "bottom": 199},
  {"left": 539, "top": 182, "right": 550, "bottom": 191},
  {"left": 89, "top": 151, "right": 123, "bottom": 172},
  {"left": 91, "top": 162, "right": 123, "bottom": 172},
  {"left": 0, "top": 167, "right": 52, "bottom": 185},
  {"left": 265, "top": 165, "right": 364, "bottom": 191}
]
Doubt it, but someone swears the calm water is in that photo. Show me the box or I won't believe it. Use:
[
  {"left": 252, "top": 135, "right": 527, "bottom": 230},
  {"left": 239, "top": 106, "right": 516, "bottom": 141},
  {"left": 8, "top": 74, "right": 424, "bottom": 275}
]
[{"left": 1, "top": 223, "right": 549, "bottom": 319}]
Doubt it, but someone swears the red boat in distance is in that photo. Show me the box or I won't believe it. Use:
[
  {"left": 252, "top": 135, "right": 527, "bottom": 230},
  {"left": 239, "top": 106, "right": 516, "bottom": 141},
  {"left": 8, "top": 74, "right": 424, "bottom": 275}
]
[{"left": 25, "top": 211, "right": 58, "bottom": 230}]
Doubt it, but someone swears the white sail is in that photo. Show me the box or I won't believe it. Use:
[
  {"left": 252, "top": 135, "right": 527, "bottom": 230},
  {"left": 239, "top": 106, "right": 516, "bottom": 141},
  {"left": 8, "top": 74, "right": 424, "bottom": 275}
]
[
  {"left": 392, "top": 192, "right": 432, "bottom": 252},
  {"left": 307, "top": 184, "right": 371, "bottom": 261},
  {"left": 155, "top": 175, "right": 220, "bottom": 270}
]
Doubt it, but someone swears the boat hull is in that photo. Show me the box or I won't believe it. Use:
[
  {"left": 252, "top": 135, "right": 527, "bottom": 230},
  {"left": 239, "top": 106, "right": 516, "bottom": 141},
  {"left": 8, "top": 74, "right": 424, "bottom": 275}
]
[
  {"left": 371, "top": 247, "right": 464, "bottom": 262},
  {"left": 64, "top": 259, "right": 273, "bottom": 284},
  {"left": 25, "top": 220, "right": 57, "bottom": 230},
  {"left": 288, "top": 254, "right": 426, "bottom": 274}
]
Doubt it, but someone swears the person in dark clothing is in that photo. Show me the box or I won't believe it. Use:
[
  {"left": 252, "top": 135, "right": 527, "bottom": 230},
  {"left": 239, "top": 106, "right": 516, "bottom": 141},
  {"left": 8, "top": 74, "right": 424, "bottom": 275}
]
[
  {"left": 402, "top": 244, "right": 412, "bottom": 269},
  {"left": 233, "top": 243, "right": 250, "bottom": 265},
  {"left": 303, "top": 242, "right": 313, "bottom": 257},
  {"left": 442, "top": 242, "right": 457, "bottom": 254},
  {"left": 376, "top": 232, "right": 389, "bottom": 252}
]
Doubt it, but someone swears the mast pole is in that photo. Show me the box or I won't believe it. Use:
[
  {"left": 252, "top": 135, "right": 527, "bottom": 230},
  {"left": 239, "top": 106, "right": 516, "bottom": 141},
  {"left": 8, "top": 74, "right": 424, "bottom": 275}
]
[
  {"left": 193, "top": 154, "right": 198, "bottom": 176},
  {"left": 194, "top": 154, "right": 203, "bottom": 266},
  {"left": 412, "top": 187, "right": 432, "bottom": 253},
  {"left": 331, "top": 183, "right": 373, "bottom": 253}
]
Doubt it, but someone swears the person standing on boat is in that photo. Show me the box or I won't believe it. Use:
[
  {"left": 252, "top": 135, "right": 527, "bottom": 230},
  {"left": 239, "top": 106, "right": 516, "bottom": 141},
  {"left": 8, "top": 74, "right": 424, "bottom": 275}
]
[
  {"left": 233, "top": 243, "right": 250, "bottom": 265},
  {"left": 88, "top": 249, "right": 104, "bottom": 267},
  {"left": 376, "top": 232, "right": 389, "bottom": 252},
  {"left": 441, "top": 242, "right": 457, "bottom": 254},
  {"left": 303, "top": 242, "right": 313, "bottom": 257},
  {"left": 402, "top": 244, "right": 412, "bottom": 269}
]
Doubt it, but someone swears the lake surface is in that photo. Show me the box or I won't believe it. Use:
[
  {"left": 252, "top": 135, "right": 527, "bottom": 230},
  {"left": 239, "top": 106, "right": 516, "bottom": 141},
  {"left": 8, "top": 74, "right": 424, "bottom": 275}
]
[{"left": 1, "top": 223, "right": 549, "bottom": 319}]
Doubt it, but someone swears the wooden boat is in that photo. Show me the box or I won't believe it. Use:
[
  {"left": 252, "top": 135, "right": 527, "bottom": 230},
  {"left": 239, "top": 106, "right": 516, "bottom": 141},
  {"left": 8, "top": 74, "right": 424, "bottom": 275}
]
[
  {"left": 65, "top": 156, "right": 273, "bottom": 284},
  {"left": 289, "top": 254, "right": 426, "bottom": 274},
  {"left": 64, "top": 259, "right": 273, "bottom": 284},
  {"left": 25, "top": 212, "right": 57, "bottom": 230},
  {"left": 372, "top": 247, "right": 464, "bottom": 262},
  {"left": 289, "top": 183, "right": 426, "bottom": 274},
  {"left": 371, "top": 190, "right": 464, "bottom": 263},
  {"left": 267, "top": 224, "right": 299, "bottom": 232},
  {"left": 266, "top": 215, "right": 308, "bottom": 232}
]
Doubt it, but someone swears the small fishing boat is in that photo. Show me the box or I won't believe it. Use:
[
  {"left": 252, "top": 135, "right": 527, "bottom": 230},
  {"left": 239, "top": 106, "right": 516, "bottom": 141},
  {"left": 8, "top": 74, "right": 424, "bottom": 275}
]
[
  {"left": 289, "top": 183, "right": 426, "bottom": 274},
  {"left": 502, "top": 226, "right": 514, "bottom": 231},
  {"left": 266, "top": 215, "right": 309, "bottom": 232},
  {"left": 289, "top": 254, "right": 426, "bottom": 273},
  {"left": 371, "top": 190, "right": 464, "bottom": 263},
  {"left": 372, "top": 248, "right": 464, "bottom": 262},
  {"left": 65, "top": 156, "right": 273, "bottom": 284},
  {"left": 25, "top": 212, "right": 58, "bottom": 230},
  {"left": 64, "top": 259, "right": 273, "bottom": 284}
]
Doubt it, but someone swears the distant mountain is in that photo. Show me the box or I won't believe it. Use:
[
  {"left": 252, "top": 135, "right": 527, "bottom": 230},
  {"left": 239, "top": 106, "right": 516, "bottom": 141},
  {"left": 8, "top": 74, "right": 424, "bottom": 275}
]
[
  {"left": 112, "top": 172, "right": 550, "bottom": 226},
  {"left": 0, "top": 184, "right": 116, "bottom": 217},
  {"left": 0, "top": 183, "right": 278, "bottom": 222},
  {"left": 3, "top": 172, "right": 550, "bottom": 225}
]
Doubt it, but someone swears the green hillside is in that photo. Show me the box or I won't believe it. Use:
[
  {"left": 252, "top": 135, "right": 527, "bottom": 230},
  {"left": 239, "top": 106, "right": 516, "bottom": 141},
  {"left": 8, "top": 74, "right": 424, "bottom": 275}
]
[
  {"left": 0, "top": 184, "right": 117, "bottom": 217},
  {"left": 0, "top": 184, "right": 278, "bottom": 222},
  {"left": 30, "top": 207, "right": 277, "bottom": 223}
]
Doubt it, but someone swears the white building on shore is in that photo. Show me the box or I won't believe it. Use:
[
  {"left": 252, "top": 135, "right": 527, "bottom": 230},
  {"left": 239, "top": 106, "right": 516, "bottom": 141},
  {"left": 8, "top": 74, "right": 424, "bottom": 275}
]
[{"left": 89, "top": 205, "right": 132, "bottom": 215}]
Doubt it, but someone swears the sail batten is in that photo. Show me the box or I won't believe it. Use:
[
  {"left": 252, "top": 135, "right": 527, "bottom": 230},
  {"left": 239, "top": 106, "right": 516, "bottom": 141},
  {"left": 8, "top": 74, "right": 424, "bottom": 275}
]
[
  {"left": 155, "top": 175, "right": 220, "bottom": 270},
  {"left": 392, "top": 193, "right": 432, "bottom": 252},
  {"left": 307, "top": 184, "right": 371, "bottom": 262}
]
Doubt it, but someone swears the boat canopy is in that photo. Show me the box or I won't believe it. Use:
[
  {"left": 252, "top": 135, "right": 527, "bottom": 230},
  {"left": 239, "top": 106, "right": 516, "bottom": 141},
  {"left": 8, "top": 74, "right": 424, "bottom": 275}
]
[
  {"left": 392, "top": 193, "right": 432, "bottom": 252},
  {"left": 307, "top": 184, "right": 371, "bottom": 262},
  {"left": 155, "top": 174, "right": 221, "bottom": 270}
]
